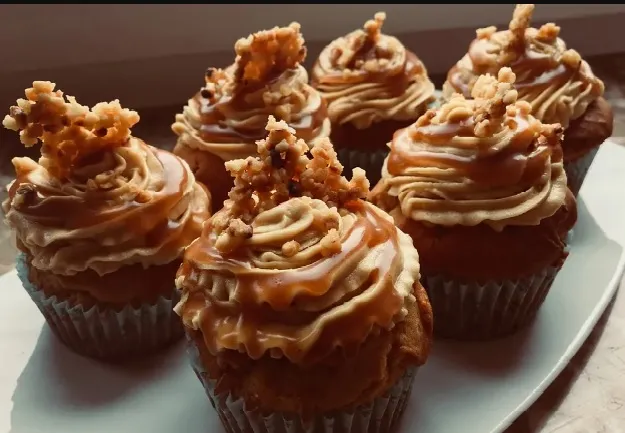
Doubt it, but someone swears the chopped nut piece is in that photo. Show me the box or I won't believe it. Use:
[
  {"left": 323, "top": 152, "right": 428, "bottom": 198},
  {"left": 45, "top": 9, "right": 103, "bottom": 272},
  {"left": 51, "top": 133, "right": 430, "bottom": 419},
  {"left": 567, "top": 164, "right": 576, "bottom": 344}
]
[
  {"left": 320, "top": 229, "right": 341, "bottom": 257},
  {"left": 282, "top": 240, "right": 301, "bottom": 257},
  {"left": 536, "top": 22, "right": 560, "bottom": 42}
]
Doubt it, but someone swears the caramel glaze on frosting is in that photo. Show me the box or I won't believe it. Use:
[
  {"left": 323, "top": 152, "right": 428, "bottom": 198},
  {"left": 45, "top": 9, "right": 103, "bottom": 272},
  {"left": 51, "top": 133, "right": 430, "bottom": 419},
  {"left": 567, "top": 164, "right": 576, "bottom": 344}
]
[
  {"left": 372, "top": 67, "right": 569, "bottom": 232},
  {"left": 443, "top": 4, "right": 605, "bottom": 129},
  {"left": 172, "top": 23, "right": 330, "bottom": 163},
  {"left": 176, "top": 117, "right": 427, "bottom": 366},
  {"left": 311, "top": 12, "right": 436, "bottom": 130},
  {"left": 2, "top": 82, "right": 210, "bottom": 277}
]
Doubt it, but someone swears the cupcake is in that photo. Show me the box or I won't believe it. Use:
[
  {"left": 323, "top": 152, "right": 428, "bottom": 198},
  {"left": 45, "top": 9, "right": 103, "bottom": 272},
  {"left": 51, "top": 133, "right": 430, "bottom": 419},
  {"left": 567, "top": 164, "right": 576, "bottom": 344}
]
[
  {"left": 442, "top": 4, "right": 613, "bottom": 196},
  {"left": 371, "top": 68, "right": 577, "bottom": 340},
  {"left": 311, "top": 12, "right": 436, "bottom": 185},
  {"left": 175, "top": 116, "right": 433, "bottom": 433},
  {"left": 172, "top": 22, "right": 330, "bottom": 212},
  {"left": 2, "top": 82, "right": 210, "bottom": 360}
]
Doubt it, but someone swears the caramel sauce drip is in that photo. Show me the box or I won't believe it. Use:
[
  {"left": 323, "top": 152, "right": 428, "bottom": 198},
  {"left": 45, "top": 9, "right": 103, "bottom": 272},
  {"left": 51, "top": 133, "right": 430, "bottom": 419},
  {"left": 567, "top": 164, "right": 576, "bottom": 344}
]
[
  {"left": 312, "top": 50, "right": 424, "bottom": 91},
  {"left": 387, "top": 114, "right": 555, "bottom": 189},
  {"left": 197, "top": 23, "right": 328, "bottom": 145},
  {"left": 9, "top": 146, "right": 190, "bottom": 237},
  {"left": 197, "top": 87, "right": 328, "bottom": 144},
  {"left": 448, "top": 44, "right": 571, "bottom": 98},
  {"left": 180, "top": 203, "right": 403, "bottom": 364}
]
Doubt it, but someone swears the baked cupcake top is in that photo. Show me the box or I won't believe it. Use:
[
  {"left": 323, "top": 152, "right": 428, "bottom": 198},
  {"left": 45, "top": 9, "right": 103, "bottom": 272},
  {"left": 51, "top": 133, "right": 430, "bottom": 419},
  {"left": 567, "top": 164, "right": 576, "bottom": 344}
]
[
  {"left": 443, "top": 4, "right": 604, "bottom": 129},
  {"left": 372, "top": 67, "right": 568, "bottom": 231},
  {"left": 311, "top": 12, "right": 436, "bottom": 129},
  {"left": 3, "top": 82, "right": 210, "bottom": 276},
  {"left": 172, "top": 23, "right": 330, "bottom": 162},
  {"left": 176, "top": 116, "right": 426, "bottom": 365}
]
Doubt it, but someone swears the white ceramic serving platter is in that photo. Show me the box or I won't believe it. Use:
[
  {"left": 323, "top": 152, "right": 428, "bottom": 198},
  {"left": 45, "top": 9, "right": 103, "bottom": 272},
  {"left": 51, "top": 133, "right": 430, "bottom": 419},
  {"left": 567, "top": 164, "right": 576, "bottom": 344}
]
[{"left": 1, "top": 140, "right": 624, "bottom": 433}]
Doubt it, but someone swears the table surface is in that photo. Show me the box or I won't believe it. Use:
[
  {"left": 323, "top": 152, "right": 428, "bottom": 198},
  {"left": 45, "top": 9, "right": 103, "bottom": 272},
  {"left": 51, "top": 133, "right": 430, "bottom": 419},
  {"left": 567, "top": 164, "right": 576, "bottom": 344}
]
[{"left": 1, "top": 53, "right": 625, "bottom": 432}]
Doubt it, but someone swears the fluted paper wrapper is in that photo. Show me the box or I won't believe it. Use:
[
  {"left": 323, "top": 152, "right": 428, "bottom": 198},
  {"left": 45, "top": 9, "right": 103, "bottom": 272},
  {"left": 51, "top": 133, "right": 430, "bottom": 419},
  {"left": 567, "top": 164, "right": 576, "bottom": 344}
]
[
  {"left": 564, "top": 146, "right": 598, "bottom": 196},
  {"left": 423, "top": 266, "right": 559, "bottom": 340},
  {"left": 186, "top": 336, "right": 416, "bottom": 433},
  {"left": 17, "top": 254, "right": 184, "bottom": 360}
]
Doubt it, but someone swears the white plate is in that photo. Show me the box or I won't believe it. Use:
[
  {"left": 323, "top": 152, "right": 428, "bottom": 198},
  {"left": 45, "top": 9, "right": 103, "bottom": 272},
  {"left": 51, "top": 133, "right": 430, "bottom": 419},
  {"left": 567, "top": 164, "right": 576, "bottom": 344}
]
[{"left": 1, "top": 141, "right": 624, "bottom": 433}]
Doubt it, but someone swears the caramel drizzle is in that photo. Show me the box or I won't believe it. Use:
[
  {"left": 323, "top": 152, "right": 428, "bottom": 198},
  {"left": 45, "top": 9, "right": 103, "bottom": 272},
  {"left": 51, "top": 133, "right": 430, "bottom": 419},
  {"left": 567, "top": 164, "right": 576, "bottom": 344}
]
[
  {"left": 312, "top": 12, "right": 425, "bottom": 88},
  {"left": 195, "top": 23, "right": 328, "bottom": 144},
  {"left": 447, "top": 4, "right": 587, "bottom": 97},
  {"left": 9, "top": 145, "right": 194, "bottom": 245},
  {"left": 387, "top": 116, "right": 554, "bottom": 189},
  {"left": 180, "top": 203, "right": 403, "bottom": 364},
  {"left": 197, "top": 88, "right": 328, "bottom": 144}
]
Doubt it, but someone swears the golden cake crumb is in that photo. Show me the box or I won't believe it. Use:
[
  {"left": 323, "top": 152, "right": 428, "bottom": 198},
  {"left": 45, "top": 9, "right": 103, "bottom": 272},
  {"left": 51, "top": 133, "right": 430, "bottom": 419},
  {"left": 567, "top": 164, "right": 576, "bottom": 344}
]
[
  {"left": 536, "top": 22, "right": 560, "bottom": 43},
  {"left": 476, "top": 26, "right": 497, "bottom": 40},
  {"left": 213, "top": 116, "right": 369, "bottom": 254},
  {"left": 231, "top": 22, "right": 306, "bottom": 94},
  {"left": 3, "top": 81, "right": 139, "bottom": 179},
  {"left": 500, "top": 4, "right": 535, "bottom": 64}
]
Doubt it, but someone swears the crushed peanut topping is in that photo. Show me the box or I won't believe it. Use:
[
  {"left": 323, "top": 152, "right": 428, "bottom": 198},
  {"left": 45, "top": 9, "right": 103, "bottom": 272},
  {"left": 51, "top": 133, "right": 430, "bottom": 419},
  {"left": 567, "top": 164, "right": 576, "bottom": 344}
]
[
  {"left": 536, "top": 22, "right": 560, "bottom": 43},
  {"left": 2, "top": 81, "right": 139, "bottom": 179},
  {"left": 497, "top": 4, "right": 534, "bottom": 65},
  {"left": 230, "top": 22, "right": 306, "bottom": 94},
  {"left": 213, "top": 115, "right": 369, "bottom": 254},
  {"left": 201, "top": 67, "right": 231, "bottom": 105},
  {"left": 414, "top": 67, "right": 563, "bottom": 142},
  {"left": 329, "top": 12, "right": 399, "bottom": 73},
  {"left": 479, "top": 4, "right": 582, "bottom": 70}
]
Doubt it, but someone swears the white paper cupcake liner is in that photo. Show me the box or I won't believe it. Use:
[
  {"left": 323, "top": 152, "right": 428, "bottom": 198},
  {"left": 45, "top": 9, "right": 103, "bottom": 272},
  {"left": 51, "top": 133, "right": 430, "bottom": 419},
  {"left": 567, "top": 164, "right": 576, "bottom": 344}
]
[
  {"left": 423, "top": 266, "right": 560, "bottom": 340},
  {"left": 186, "top": 335, "right": 416, "bottom": 433},
  {"left": 17, "top": 253, "right": 184, "bottom": 361},
  {"left": 564, "top": 147, "right": 599, "bottom": 196},
  {"left": 337, "top": 147, "right": 389, "bottom": 186}
]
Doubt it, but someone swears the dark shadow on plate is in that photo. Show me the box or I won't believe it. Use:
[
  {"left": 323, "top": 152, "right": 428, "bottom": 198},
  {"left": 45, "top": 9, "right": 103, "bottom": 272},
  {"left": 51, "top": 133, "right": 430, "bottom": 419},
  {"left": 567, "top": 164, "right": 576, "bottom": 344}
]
[
  {"left": 10, "top": 324, "right": 188, "bottom": 432},
  {"left": 506, "top": 288, "right": 619, "bottom": 433},
  {"left": 431, "top": 325, "right": 537, "bottom": 377}
]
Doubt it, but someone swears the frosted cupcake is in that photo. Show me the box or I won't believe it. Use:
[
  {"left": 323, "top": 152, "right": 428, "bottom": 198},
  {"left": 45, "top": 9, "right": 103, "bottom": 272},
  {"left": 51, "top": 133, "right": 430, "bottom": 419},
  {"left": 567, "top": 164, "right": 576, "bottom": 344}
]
[
  {"left": 443, "top": 4, "right": 613, "bottom": 195},
  {"left": 3, "top": 82, "right": 210, "bottom": 360},
  {"left": 175, "top": 117, "right": 433, "bottom": 432},
  {"left": 311, "top": 12, "right": 436, "bottom": 185},
  {"left": 371, "top": 68, "right": 577, "bottom": 340},
  {"left": 173, "top": 22, "right": 330, "bottom": 212}
]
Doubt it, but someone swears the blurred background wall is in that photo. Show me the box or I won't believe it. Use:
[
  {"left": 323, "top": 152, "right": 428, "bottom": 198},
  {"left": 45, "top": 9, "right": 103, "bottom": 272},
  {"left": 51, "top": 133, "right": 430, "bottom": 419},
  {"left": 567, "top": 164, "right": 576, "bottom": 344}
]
[{"left": 1, "top": 4, "right": 624, "bottom": 109}]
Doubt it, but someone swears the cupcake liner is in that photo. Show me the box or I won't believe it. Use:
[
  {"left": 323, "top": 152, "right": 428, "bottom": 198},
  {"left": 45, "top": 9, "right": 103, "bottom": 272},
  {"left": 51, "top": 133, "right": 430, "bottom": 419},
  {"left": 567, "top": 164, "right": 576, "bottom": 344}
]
[
  {"left": 564, "top": 147, "right": 599, "bottom": 196},
  {"left": 17, "top": 254, "right": 184, "bottom": 361},
  {"left": 337, "top": 147, "right": 389, "bottom": 186},
  {"left": 423, "top": 266, "right": 560, "bottom": 340},
  {"left": 186, "top": 335, "right": 417, "bottom": 433}
]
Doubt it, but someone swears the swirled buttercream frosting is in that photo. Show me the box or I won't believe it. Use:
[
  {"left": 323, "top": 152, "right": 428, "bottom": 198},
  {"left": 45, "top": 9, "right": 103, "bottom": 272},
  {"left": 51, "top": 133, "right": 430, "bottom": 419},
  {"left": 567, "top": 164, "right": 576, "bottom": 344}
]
[
  {"left": 176, "top": 116, "right": 422, "bottom": 364},
  {"left": 311, "top": 12, "right": 435, "bottom": 129},
  {"left": 443, "top": 4, "right": 604, "bottom": 128},
  {"left": 372, "top": 67, "right": 569, "bottom": 231},
  {"left": 3, "top": 81, "right": 210, "bottom": 276},
  {"left": 172, "top": 22, "right": 330, "bottom": 162}
]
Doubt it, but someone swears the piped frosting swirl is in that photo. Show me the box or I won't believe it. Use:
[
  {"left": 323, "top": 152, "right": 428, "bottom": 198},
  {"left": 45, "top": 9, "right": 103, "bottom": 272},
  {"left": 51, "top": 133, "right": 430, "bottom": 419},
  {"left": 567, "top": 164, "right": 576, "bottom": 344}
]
[
  {"left": 172, "top": 23, "right": 330, "bottom": 162},
  {"left": 372, "top": 67, "right": 569, "bottom": 231},
  {"left": 311, "top": 12, "right": 435, "bottom": 129},
  {"left": 3, "top": 81, "right": 210, "bottom": 276},
  {"left": 176, "top": 117, "right": 422, "bottom": 364},
  {"left": 443, "top": 4, "right": 604, "bottom": 128}
]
